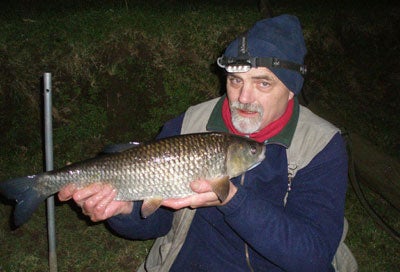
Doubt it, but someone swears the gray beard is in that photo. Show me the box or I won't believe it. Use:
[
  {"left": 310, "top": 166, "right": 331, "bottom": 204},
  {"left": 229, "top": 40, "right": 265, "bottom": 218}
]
[{"left": 230, "top": 101, "right": 264, "bottom": 134}]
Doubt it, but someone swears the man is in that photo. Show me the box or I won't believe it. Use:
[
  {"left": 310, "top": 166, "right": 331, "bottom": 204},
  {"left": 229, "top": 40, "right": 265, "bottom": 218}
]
[{"left": 59, "top": 15, "right": 357, "bottom": 271}]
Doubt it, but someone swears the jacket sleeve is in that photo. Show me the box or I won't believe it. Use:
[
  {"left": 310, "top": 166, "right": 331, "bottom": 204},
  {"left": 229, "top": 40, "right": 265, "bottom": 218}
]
[
  {"left": 218, "top": 133, "right": 348, "bottom": 271},
  {"left": 107, "top": 114, "right": 185, "bottom": 240}
]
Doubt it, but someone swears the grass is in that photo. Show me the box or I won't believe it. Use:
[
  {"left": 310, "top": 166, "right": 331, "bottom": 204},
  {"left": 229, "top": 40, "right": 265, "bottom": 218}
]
[{"left": 0, "top": 0, "right": 399, "bottom": 271}]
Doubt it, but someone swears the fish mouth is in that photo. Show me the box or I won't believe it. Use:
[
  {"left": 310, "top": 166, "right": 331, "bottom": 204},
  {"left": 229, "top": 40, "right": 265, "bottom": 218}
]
[
  {"left": 261, "top": 147, "right": 266, "bottom": 160},
  {"left": 259, "top": 145, "right": 267, "bottom": 162}
]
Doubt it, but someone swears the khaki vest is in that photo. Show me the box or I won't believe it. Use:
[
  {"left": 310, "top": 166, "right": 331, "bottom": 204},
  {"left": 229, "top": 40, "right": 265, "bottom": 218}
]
[{"left": 138, "top": 98, "right": 358, "bottom": 272}]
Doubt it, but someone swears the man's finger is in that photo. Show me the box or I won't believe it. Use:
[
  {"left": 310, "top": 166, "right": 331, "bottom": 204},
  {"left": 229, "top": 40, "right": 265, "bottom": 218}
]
[
  {"left": 58, "top": 183, "right": 77, "bottom": 201},
  {"left": 162, "top": 192, "right": 219, "bottom": 210},
  {"left": 161, "top": 197, "right": 191, "bottom": 210},
  {"left": 72, "top": 183, "right": 103, "bottom": 203},
  {"left": 92, "top": 187, "right": 117, "bottom": 218}
]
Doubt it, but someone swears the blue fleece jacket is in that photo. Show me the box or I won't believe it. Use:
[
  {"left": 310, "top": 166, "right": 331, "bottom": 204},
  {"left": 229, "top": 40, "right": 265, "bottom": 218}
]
[{"left": 107, "top": 101, "right": 348, "bottom": 271}]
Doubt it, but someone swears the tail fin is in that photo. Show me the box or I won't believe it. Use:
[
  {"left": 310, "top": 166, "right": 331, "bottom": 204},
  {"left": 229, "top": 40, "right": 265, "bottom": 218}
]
[{"left": 0, "top": 175, "right": 47, "bottom": 227}]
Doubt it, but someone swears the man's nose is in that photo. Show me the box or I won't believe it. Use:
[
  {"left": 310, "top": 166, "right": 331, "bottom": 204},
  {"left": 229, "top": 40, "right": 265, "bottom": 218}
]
[{"left": 238, "top": 82, "right": 254, "bottom": 104}]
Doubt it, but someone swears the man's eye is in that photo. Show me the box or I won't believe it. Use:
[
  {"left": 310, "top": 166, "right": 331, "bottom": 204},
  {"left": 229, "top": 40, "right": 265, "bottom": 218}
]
[
  {"left": 260, "top": 81, "right": 270, "bottom": 87},
  {"left": 229, "top": 77, "right": 242, "bottom": 85}
]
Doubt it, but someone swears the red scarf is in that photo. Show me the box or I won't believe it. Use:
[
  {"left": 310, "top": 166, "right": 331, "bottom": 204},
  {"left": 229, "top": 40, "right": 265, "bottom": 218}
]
[{"left": 222, "top": 98, "right": 294, "bottom": 143}]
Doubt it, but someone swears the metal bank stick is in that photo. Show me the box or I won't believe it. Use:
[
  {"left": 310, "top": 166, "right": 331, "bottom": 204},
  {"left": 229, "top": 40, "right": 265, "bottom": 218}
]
[{"left": 43, "top": 73, "right": 58, "bottom": 272}]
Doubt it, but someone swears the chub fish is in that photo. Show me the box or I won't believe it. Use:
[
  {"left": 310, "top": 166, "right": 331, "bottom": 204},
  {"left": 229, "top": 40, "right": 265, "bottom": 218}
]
[{"left": 0, "top": 132, "right": 265, "bottom": 226}]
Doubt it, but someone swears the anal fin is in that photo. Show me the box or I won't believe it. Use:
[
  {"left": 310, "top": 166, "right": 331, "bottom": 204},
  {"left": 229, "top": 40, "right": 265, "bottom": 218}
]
[{"left": 141, "top": 196, "right": 163, "bottom": 218}]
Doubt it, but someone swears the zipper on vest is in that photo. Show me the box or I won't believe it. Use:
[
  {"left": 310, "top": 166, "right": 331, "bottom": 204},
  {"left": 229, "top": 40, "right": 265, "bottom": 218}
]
[{"left": 284, "top": 164, "right": 297, "bottom": 206}]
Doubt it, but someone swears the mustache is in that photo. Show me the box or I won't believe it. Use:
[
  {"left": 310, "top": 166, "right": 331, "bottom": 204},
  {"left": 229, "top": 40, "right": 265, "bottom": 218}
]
[{"left": 230, "top": 101, "right": 263, "bottom": 115}]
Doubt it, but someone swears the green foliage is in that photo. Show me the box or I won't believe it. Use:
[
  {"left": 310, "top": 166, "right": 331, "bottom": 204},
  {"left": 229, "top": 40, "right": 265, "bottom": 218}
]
[{"left": 0, "top": 0, "right": 399, "bottom": 271}]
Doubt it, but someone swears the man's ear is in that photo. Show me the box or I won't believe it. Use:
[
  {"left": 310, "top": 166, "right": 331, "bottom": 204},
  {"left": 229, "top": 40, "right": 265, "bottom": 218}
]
[{"left": 288, "top": 91, "right": 295, "bottom": 100}]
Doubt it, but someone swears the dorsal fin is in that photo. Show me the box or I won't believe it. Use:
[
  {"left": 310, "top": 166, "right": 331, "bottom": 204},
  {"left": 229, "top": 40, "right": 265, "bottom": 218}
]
[{"left": 101, "top": 142, "right": 140, "bottom": 154}]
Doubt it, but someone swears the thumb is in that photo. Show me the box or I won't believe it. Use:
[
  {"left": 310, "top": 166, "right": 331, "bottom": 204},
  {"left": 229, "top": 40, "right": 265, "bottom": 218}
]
[{"left": 190, "top": 179, "right": 213, "bottom": 193}]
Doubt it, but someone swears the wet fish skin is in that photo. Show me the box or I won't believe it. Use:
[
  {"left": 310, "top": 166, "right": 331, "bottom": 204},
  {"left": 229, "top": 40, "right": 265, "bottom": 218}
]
[{"left": 0, "top": 132, "right": 266, "bottom": 226}]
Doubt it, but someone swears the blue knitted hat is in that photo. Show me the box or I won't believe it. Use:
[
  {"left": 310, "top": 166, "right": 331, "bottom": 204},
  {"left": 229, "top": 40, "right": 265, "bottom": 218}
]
[{"left": 220, "top": 14, "right": 307, "bottom": 95}]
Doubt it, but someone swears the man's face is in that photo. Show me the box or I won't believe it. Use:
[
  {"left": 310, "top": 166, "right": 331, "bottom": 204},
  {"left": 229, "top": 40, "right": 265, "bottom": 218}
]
[{"left": 226, "top": 67, "right": 294, "bottom": 134}]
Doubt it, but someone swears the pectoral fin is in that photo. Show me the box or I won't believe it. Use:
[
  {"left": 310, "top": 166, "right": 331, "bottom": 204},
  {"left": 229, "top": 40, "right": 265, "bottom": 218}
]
[
  {"left": 141, "top": 196, "right": 163, "bottom": 218},
  {"left": 209, "top": 176, "right": 230, "bottom": 203}
]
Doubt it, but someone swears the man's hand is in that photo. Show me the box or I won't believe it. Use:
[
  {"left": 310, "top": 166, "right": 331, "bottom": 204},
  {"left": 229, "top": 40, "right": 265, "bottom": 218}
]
[
  {"left": 58, "top": 179, "right": 237, "bottom": 222},
  {"left": 58, "top": 183, "right": 133, "bottom": 222},
  {"left": 161, "top": 179, "right": 238, "bottom": 210}
]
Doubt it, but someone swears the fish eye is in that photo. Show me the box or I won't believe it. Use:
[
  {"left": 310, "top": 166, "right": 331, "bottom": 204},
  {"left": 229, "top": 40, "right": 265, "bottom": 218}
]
[{"left": 250, "top": 144, "right": 257, "bottom": 154}]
